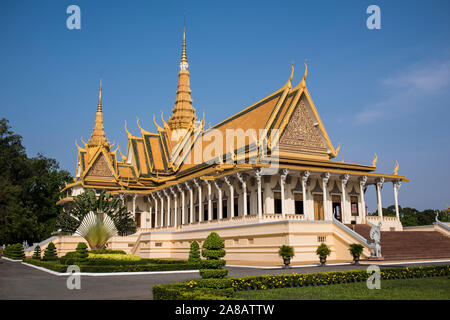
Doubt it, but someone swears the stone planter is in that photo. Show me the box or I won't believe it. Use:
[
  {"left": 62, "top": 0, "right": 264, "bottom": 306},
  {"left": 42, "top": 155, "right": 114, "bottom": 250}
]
[
  {"left": 353, "top": 256, "right": 360, "bottom": 265},
  {"left": 319, "top": 256, "right": 327, "bottom": 266},
  {"left": 283, "top": 257, "right": 291, "bottom": 268}
]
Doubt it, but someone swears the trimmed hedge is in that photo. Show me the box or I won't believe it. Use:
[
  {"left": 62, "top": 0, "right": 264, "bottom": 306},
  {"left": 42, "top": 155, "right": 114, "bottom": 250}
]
[
  {"left": 23, "top": 257, "right": 199, "bottom": 273},
  {"left": 3, "top": 244, "right": 25, "bottom": 260},
  {"left": 200, "top": 232, "right": 228, "bottom": 279},
  {"left": 89, "top": 249, "right": 126, "bottom": 255},
  {"left": 153, "top": 265, "right": 450, "bottom": 300},
  {"left": 23, "top": 259, "right": 67, "bottom": 272},
  {"left": 42, "top": 242, "right": 58, "bottom": 261}
]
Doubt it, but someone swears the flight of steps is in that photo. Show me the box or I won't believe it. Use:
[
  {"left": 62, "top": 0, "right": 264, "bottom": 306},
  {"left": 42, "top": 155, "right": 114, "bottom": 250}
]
[{"left": 345, "top": 224, "right": 450, "bottom": 260}]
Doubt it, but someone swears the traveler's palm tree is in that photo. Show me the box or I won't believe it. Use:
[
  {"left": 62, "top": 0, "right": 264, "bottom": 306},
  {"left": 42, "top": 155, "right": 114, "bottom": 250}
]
[{"left": 56, "top": 190, "right": 137, "bottom": 249}]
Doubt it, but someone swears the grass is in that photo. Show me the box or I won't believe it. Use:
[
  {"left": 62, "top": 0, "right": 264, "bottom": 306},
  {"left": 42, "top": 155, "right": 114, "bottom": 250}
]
[{"left": 234, "top": 276, "right": 450, "bottom": 300}]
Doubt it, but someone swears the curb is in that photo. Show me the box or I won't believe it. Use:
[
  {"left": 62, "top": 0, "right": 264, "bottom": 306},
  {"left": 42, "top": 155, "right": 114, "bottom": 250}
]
[
  {"left": 1, "top": 256, "right": 23, "bottom": 262},
  {"left": 21, "top": 262, "right": 200, "bottom": 277}
]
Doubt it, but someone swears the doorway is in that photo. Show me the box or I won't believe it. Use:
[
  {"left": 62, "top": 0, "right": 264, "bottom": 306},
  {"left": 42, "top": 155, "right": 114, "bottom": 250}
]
[
  {"left": 313, "top": 194, "right": 324, "bottom": 220},
  {"left": 332, "top": 195, "right": 342, "bottom": 222}
]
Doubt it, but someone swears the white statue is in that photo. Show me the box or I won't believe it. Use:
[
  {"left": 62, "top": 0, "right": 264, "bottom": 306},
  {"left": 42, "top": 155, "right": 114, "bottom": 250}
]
[{"left": 369, "top": 222, "right": 382, "bottom": 258}]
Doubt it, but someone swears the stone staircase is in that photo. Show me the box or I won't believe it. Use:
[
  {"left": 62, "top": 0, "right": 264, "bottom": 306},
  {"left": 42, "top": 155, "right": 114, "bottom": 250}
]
[{"left": 346, "top": 224, "right": 450, "bottom": 260}]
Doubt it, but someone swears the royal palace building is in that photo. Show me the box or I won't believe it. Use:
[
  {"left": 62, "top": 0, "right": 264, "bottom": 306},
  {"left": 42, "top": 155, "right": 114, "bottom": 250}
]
[{"left": 53, "top": 30, "right": 417, "bottom": 265}]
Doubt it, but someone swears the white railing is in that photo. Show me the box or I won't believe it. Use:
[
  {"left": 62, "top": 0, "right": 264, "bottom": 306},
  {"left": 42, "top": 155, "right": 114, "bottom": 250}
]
[{"left": 144, "top": 213, "right": 306, "bottom": 233}]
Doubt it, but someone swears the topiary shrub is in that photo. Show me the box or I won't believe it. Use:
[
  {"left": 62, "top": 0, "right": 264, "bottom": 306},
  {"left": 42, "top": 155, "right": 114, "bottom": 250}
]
[
  {"left": 76, "top": 242, "right": 88, "bottom": 260},
  {"left": 349, "top": 243, "right": 364, "bottom": 264},
  {"left": 316, "top": 243, "right": 331, "bottom": 266},
  {"left": 32, "top": 245, "right": 41, "bottom": 260},
  {"left": 278, "top": 245, "right": 295, "bottom": 268},
  {"left": 4, "top": 243, "right": 25, "bottom": 260},
  {"left": 42, "top": 242, "right": 58, "bottom": 261},
  {"left": 188, "top": 241, "right": 201, "bottom": 263},
  {"left": 200, "top": 232, "right": 228, "bottom": 279}
]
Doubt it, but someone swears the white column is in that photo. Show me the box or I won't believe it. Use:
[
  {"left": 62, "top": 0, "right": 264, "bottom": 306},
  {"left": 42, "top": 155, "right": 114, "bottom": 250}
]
[
  {"left": 322, "top": 172, "right": 330, "bottom": 220},
  {"left": 237, "top": 172, "right": 248, "bottom": 216},
  {"left": 147, "top": 196, "right": 153, "bottom": 228},
  {"left": 359, "top": 176, "right": 367, "bottom": 223},
  {"left": 301, "top": 171, "right": 310, "bottom": 220},
  {"left": 132, "top": 194, "right": 137, "bottom": 215},
  {"left": 164, "top": 190, "right": 171, "bottom": 227},
  {"left": 171, "top": 187, "right": 178, "bottom": 227},
  {"left": 224, "top": 176, "right": 234, "bottom": 217},
  {"left": 158, "top": 192, "right": 164, "bottom": 227},
  {"left": 177, "top": 185, "right": 185, "bottom": 225},
  {"left": 376, "top": 177, "right": 384, "bottom": 219},
  {"left": 194, "top": 179, "right": 202, "bottom": 222},
  {"left": 214, "top": 180, "right": 223, "bottom": 219},
  {"left": 393, "top": 180, "right": 401, "bottom": 220},
  {"left": 151, "top": 194, "right": 158, "bottom": 228},
  {"left": 205, "top": 180, "right": 212, "bottom": 221},
  {"left": 280, "top": 169, "right": 289, "bottom": 216},
  {"left": 255, "top": 169, "right": 262, "bottom": 217},
  {"left": 341, "top": 174, "right": 349, "bottom": 223},
  {"left": 185, "top": 182, "right": 194, "bottom": 224}
]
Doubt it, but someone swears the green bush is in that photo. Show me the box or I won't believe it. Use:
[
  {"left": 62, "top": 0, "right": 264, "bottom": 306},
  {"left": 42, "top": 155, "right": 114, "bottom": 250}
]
[
  {"left": 200, "top": 232, "right": 227, "bottom": 279},
  {"left": 42, "top": 242, "right": 58, "bottom": 261},
  {"left": 76, "top": 242, "right": 89, "bottom": 260},
  {"left": 188, "top": 241, "right": 201, "bottom": 262},
  {"left": 278, "top": 245, "right": 294, "bottom": 259},
  {"left": 32, "top": 245, "right": 41, "bottom": 259},
  {"left": 199, "top": 269, "right": 228, "bottom": 279},
  {"left": 202, "top": 232, "right": 225, "bottom": 250},
  {"left": 349, "top": 244, "right": 364, "bottom": 260},
  {"left": 23, "top": 258, "right": 67, "bottom": 273},
  {"left": 3, "top": 243, "right": 25, "bottom": 260},
  {"left": 153, "top": 265, "right": 450, "bottom": 300},
  {"left": 316, "top": 243, "right": 331, "bottom": 258},
  {"left": 200, "top": 259, "right": 226, "bottom": 269}
]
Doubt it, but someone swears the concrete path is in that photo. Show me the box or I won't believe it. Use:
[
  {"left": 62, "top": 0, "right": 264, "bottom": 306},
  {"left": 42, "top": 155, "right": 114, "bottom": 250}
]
[{"left": 1, "top": 258, "right": 448, "bottom": 300}]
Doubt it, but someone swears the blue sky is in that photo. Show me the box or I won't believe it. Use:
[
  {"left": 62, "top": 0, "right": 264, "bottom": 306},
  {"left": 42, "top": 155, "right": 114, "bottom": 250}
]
[{"left": 1, "top": 0, "right": 449, "bottom": 211}]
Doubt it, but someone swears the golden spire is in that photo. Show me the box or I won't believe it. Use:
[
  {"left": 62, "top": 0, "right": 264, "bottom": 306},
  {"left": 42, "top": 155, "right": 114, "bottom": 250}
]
[
  {"left": 167, "top": 27, "right": 197, "bottom": 130},
  {"left": 88, "top": 79, "right": 110, "bottom": 148}
]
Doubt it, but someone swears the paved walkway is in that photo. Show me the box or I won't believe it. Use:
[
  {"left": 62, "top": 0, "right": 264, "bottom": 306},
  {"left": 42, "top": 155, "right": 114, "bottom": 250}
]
[{"left": 1, "top": 258, "right": 448, "bottom": 300}]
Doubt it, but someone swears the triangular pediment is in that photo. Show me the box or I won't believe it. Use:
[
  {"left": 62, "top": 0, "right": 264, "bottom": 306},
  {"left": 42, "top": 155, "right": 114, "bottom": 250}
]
[
  {"left": 278, "top": 95, "right": 329, "bottom": 157},
  {"left": 86, "top": 153, "right": 114, "bottom": 178}
]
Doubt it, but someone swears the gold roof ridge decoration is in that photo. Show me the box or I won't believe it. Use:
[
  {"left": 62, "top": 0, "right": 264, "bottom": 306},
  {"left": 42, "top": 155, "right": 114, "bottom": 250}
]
[
  {"left": 167, "top": 27, "right": 197, "bottom": 131},
  {"left": 60, "top": 34, "right": 409, "bottom": 198}
]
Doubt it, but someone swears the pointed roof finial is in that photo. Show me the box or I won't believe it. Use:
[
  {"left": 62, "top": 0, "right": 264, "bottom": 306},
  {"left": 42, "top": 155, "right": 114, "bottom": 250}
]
[
  {"left": 88, "top": 78, "right": 110, "bottom": 148},
  {"left": 167, "top": 25, "right": 197, "bottom": 130},
  {"left": 98, "top": 78, "right": 102, "bottom": 112}
]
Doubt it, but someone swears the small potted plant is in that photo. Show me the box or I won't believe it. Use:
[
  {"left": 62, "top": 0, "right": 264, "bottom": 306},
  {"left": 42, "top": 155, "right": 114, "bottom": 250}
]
[
  {"left": 316, "top": 243, "right": 331, "bottom": 266},
  {"left": 278, "top": 245, "right": 295, "bottom": 268},
  {"left": 349, "top": 243, "right": 364, "bottom": 265}
]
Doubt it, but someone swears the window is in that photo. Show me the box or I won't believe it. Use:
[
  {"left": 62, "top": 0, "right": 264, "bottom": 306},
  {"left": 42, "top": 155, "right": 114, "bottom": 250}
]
[
  {"left": 274, "top": 191, "right": 282, "bottom": 214},
  {"left": 203, "top": 203, "right": 208, "bottom": 221},
  {"left": 213, "top": 202, "right": 218, "bottom": 220},
  {"left": 246, "top": 192, "right": 251, "bottom": 215},
  {"left": 350, "top": 196, "right": 359, "bottom": 216},
  {"left": 222, "top": 199, "right": 228, "bottom": 219},
  {"left": 234, "top": 196, "right": 239, "bottom": 216},
  {"left": 294, "top": 193, "right": 303, "bottom": 214}
]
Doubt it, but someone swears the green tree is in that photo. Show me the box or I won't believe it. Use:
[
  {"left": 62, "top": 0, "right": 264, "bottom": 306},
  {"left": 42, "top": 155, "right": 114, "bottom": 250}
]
[
  {"left": 188, "top": 240, "right": 201, "bottom": 263},
  {"left": 42, "top": 242, "right": 58, "bottom": 261},
  {"left": 0, "top": 118, "right": 72, "bottom": 245},
  {"left": 200, "top": 232, "right": 228, "bottom": 279},
  {"left": 32, "top": 245, "right": 41, "bottom": 259},
  {"left": 55, "top": 189, "right": 137, "bottom": 249},
  {"left": 75, "top": 242, "right": 88, "bottom": 260}
]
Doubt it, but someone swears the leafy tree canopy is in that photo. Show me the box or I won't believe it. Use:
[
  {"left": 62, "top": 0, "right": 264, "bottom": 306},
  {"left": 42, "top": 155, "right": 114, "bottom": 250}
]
[
  {"left": 371, "top": 205, "right": 449, "bottom": 227},
  {"left": 0, "top": 118, "right": 72, "bottom": 245}
]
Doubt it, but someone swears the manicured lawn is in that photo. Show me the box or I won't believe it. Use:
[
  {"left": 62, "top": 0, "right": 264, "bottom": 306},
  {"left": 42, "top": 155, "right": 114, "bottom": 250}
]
[{"left": 234, "top": 276, "right": 450, "bottom": 300}]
